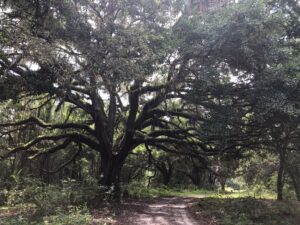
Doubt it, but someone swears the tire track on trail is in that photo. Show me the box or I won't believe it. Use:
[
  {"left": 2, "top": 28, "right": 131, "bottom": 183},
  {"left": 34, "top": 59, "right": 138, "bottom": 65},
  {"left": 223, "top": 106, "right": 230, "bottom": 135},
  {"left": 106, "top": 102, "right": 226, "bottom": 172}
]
[{"left": 114, "top": 196, "right": 208, "bottom": 225}]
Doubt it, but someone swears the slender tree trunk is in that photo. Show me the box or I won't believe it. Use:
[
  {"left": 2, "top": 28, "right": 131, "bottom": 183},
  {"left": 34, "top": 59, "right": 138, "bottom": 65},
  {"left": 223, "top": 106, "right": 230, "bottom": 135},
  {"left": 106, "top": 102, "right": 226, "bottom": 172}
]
[
  {"left": 190, "top": 173, "right": 203, "bottom": 187},
  {"left": 221, "top": 182, "right": 225, "bottom": 191},
  {"left": 71, "top": 160, "right": 77, "bottom": 179},
  {"left": 220, "top": 178, "right": 226, "bottom": 192},
  {"left": 163, "top": 173, "right": 171, "bottom": 186},
  {"left": 156, "top": 163, "right": 173, "bottom": 186},
  {"left": 287, "top": 167, "right": 300, "bottom": 201},
  {"left": 40, "top": 154, "right": 50, "bottom": 183},
  {"left": 277, "top": 150, "right": 285, "bottom": 201},
  {"left": 191, "top": 166, "right": 204, "bottom": 188},
  {"left": 162, "top": 168, "right": 172, "bottom": 186},
  {"left": 290, "top": 172, "right": 300, "bottom": 201}
]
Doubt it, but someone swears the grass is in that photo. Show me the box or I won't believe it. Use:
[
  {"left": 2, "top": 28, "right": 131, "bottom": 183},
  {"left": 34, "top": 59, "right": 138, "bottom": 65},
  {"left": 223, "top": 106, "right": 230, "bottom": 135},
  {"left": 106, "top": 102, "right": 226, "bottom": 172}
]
[
  {"left": 146, "top": 187, "right": 216, "bottom": 198},
  {"left": 0, "top": 204, "right": 92, "bottom": 225},
  {"left": 144, "top": 186, "right": 276, "bottom": 199},
  {"left": 125, "top": 182, "right": 218, "bottom": 199},
  {"left": 209, "top": 189, "right": 276, "bottom": 199},
  {"left": 0, "top": 186, "right": 293, "bottom": 225},
  {"left": 193, "top": 197, "right": 300, "bottom": 225},
  {"left": 142, "top": 187, "right": 300, "bottom": 225}
]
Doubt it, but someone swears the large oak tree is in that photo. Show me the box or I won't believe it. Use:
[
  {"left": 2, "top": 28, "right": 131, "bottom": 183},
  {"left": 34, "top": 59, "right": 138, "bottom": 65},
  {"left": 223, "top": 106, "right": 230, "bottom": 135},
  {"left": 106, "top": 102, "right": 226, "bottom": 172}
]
[
  {"left": 0, "top": 0, "right": 221, "bottom": 188},
  {"left": 0, "top": 0, "right": 299, "bottom": 195}
]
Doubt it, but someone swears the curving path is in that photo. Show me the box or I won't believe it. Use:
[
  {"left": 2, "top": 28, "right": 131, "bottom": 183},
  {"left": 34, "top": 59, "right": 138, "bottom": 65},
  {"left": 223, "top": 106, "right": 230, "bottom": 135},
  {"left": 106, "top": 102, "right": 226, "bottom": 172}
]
[{"left": 114, "top": 196, "right": 208, "bottom": 225}]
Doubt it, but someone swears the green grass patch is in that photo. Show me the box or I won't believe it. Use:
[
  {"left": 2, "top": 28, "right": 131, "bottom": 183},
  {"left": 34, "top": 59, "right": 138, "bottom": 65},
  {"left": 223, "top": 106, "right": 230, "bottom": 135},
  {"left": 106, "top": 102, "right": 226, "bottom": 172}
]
[
  {"left": 147, "top": 187, "right": 216, "bottom": 198},
  {"left": 194, "top": 197, "right": 300, "bottom": 225},
  {"left": 126, "top": 183, "right": 277, "bottom": 200},
  {"left": 142, "top": 186, "right": 276, "bottom": 199},
  {"left": 0, "top": 205, "right": 92, "bottom": 225},
  {"left": 209, "top": 190, "right": 276, "bottom": 199},
  {"left": 124, "top": 181, "right": 217, "bottom": 199}
]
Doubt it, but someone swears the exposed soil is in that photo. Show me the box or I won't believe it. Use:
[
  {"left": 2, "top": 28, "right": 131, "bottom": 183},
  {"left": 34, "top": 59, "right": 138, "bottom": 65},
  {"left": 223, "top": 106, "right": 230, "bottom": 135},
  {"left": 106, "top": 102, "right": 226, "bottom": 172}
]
[{"left": 92, "top": 196, "right": 212, "bottom": 225}]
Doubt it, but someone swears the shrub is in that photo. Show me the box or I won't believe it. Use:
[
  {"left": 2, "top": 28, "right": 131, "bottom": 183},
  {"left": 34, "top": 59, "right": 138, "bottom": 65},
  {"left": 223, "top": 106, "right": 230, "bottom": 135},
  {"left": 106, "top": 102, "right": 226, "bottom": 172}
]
[
  {"left": 42, "top": 205, "right": 92, "bottom": 225},
  {"left": 0, "top": 206, "right": 92, "bottom": 225},
  {"left": 124, "top": 180, "right": 151, "bottom": 199},
  {"left": 5, "top": 177, "right": 100, "bottom": 216},
  {"left": 6, "top": 180, "right": 72, "bottom": 215},
  {"left": 0, "top": 215, "right": 32, "bottom": 225}
]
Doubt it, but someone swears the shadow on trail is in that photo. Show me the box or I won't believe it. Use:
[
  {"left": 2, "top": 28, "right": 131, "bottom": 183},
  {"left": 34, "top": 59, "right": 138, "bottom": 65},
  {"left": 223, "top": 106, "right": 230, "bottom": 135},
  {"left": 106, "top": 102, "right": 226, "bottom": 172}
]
[{"left": 112, "top": 196, "right": 208, "bottom": 225}]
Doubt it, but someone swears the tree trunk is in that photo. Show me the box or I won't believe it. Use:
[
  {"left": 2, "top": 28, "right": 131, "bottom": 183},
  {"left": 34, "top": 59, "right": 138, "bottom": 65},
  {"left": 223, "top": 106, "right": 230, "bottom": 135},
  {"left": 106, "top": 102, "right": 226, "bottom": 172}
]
[
  {"left": 156, "top": 163, "right": 173, "bottom": 186},
  {"left": 221, "top": 182, "right": 225, "bottom": 191},
  {"left": 162, "top": 168, "right": 172, "bottom": 186},
  {"left": 287, "top": 167, "right": 300, "bottom": 201},
  {"left": 190, "top": 173, "right": 203, "bottom": 187},
  {"left": 220, "top": 178, "right": 226, "bottom": 192},
  {"left": 163, "top": 174, "right": 171, "bottom": 186},
  {"left": 99, "top": 153, "right": 125, "bottom": 200},
  {"left": 277, "top": 150, "right": 285, "bottom": 201},
  {"left": 191, "top": 166, "right": 204, "bottom": 188}
]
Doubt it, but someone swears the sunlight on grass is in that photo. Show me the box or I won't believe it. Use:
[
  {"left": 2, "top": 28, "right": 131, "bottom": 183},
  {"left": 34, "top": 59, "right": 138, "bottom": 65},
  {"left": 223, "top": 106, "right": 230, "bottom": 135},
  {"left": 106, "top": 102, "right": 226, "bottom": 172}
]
[
  {"left": 193, "top": 197, "right": 300, "bottom": 225},
  {"left": 146, "top": 187, "right": 276, "bottom": 200},
  {"left": 210, "top": 190, "right": 276, "bottom": 200},
  {"left": 146, "top": 187, "right": 216, "bottom": 198}
]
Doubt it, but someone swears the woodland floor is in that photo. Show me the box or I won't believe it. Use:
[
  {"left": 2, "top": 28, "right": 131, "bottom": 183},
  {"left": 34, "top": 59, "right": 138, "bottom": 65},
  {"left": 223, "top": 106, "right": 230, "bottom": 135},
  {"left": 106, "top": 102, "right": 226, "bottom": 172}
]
[
  {"left": 91, "top": 194, "right": 300, "bottom": 225},
  {"left": 92, "top": 196, "right": 213, "bottom": 225},
  {"left": 1, "top": 191, "right": 299, "bottom": 224}
]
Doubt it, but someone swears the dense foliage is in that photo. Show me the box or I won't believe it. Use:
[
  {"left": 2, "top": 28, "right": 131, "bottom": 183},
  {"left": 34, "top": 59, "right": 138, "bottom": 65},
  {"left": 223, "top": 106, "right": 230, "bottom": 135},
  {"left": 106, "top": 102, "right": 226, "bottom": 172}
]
[{"left": 0, "top": 2, "right": 299, "bottom": 223}]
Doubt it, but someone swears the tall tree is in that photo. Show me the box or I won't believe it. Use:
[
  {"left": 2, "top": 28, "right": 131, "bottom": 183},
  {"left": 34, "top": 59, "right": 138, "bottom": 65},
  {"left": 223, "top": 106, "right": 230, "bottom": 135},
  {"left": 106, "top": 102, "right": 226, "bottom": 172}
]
[
  {"left": 0, "top": 0, "right": 220, "bottom": 191},
  {"left": 0, "top": 0, "right": 299, "bottom": 197}
]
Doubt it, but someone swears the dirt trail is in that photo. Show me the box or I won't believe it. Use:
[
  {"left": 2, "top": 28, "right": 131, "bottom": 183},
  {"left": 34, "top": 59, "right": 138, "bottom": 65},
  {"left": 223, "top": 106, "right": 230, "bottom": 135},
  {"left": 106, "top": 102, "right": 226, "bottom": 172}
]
[{"left": 92, "top": 196, "right": 209, "bottom": 225}]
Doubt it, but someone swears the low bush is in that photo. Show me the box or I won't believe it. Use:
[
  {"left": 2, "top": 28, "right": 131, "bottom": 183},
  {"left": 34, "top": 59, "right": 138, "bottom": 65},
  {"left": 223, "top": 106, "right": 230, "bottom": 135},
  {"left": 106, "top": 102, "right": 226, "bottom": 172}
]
[
  {"left": 195, "top": 197, "right": 300, "bottom": 225},
  {"left": 4, "top": 177, "right": 101, "bottom": 216},
  {"left": 124, "top": 180, "right": 152, "bottom": 199},
  {"left": 0, "top": 205, "right": 92, "bottom": 225},
  {"left": 0, "top": 177, "right": 95, "bottom": 225},
  {"left": 42, "top": 205, "right": 92, "bottom": 225}
]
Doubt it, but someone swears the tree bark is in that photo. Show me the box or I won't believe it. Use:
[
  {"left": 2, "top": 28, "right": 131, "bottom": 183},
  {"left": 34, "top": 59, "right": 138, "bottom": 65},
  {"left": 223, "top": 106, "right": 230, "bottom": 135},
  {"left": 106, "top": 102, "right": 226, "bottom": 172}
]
[
  {"left": 100, "top": 155, "right": 121, "bottom": 185},
  {"left": 163, "top": 171, "right": 172, "bottom": 186},
  {"left": 221, "top": 182, "right": 225, "bottom": 192},
  {"left": 220, "top": 178, "right": 226, "bottom": 192},
  {"left": 290, "top": 171, "right": 300, "bottom": 201},
  {"left": 287, "top": 167, "right": 300, "bottom": 201},
  {"left": 277, "top": 150, "right": 285, "bottom": 201},
  {"left": 99, "top": 153, "right": 126, "bottom": 200},
  {"left": 162, "top": 166, "right": 173, "bottom": 186},
  {"left": 182, "top": 171, "right": 203, "bottom": 187},
  {"left": 155, "top": 162, "right": 173, "bottom": 186}
]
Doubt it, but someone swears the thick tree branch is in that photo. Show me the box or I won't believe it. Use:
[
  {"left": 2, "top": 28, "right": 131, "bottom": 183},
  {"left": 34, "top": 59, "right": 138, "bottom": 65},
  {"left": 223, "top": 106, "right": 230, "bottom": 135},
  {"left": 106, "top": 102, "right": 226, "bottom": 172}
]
[
  {"left": 43, "top": 143, "right": 83, "bottom": 174},
  {"left": 0, "top": 116, "right": 95, "bottom": 136},
  {"left": 0, "top": 133, "right": 99, "bottom": 159}
]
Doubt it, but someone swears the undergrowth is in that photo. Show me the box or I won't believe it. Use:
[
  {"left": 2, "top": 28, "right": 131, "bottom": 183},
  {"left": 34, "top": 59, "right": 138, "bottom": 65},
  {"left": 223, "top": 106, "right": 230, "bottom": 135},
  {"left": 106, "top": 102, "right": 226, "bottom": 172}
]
[{"left": 194, "top": 197, "right": 300, "bottom": 225}]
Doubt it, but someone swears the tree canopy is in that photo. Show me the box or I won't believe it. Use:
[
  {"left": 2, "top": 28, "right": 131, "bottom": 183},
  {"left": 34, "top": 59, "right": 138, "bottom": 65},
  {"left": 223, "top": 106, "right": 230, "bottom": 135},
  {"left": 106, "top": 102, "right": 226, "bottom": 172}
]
[{"left": 0, "top": 0, "right": 299, "bottom": 201}]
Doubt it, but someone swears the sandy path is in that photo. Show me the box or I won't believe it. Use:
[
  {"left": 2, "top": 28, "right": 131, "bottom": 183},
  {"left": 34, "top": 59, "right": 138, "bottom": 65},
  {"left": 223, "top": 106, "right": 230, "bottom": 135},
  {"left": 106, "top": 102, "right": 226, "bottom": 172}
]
[{"left": 113, "top": 196, "right": 207, "bottom": 225}]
